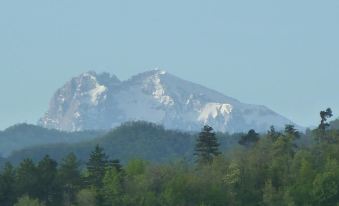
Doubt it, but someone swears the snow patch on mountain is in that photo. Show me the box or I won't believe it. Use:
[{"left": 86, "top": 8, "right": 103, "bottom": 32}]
[
  {"left": 198, "top": 103, "right": 233, "bottom": 124},
  {"left": 89, "top": 83, "right": 107, "bottom": 105},
  {"left": 142, "top": 70, "right": 174, "bottom": 106},
  {"left": 39, "top": 69, "right": 296, "bottom": 132}
]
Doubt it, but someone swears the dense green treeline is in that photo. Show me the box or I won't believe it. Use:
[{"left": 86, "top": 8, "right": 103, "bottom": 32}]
[
  {"left": 5, "top": 122, "right": 241, "bottom": 165},
  {"left": 0, "top": 124, "right": 104, "bottom": 157},
  {"left": 1, "top": 110, "right": 339, "bottom": 205}
]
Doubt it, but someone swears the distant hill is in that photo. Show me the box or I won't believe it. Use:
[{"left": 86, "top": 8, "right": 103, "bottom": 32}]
[
  {"left": 0, "top": 123, "right": 104, "bottom": 157},
  {"left": 6, "top": 121, "right": 242, "bottom": 165}
]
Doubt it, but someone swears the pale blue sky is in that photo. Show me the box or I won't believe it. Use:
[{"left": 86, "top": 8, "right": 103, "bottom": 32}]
[{"left": 0, "top": 0, "right": 338, "bottom": 130}]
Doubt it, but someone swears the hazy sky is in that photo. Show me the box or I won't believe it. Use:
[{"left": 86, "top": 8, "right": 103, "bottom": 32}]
[{"left": 0, "top": 0, "right": 338, "bottom": 130}]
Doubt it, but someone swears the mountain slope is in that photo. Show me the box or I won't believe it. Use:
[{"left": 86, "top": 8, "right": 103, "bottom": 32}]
[
  {"left": 39, "top": 69, "right": 295, "bottom": 132},
  {"left": 7, "top": 121, "right": 241, "bottom": 165},
  {"left": 0, "top": 123, "right": 104, "bottom": 157}
]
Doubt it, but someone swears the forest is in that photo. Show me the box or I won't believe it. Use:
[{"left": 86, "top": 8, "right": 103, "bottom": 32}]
[{"left": 1, "top": 108, "right": 339, "bottom": 206}]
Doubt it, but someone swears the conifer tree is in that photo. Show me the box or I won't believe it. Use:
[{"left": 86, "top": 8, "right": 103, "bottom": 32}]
[
  {"left": 284, "top": 124, "right": 300, "bottom": 140},
  {"left": 36, "top": 155, "right": 61, "bottom": 206},
  {"left": 16, "top": 159, "right": 38, "bottom": 198},
  {"left": 0, "top": 162, "right": 16, "bottom": 206},
  {"left": 238, "top": 129, "right": 259, "bottom": 148},
  {"left": 109, "top": 159, "right": 123, "bottom": 173},
  {"left": 267, "top": 126, "right": 281, "bottom": 142},
  {"left": 319, "top": 108, "right": 333, "bottom": 131},
  {"left": 194, "top": 125, "right": 220, "bottom": 165},
  {"left": 86, "top": 145, "right": 109, "bottom": 188},
  {"left": 318, "top": 108, "right": 333, "bottom": 143},
  {"left": 58, "top": 153, "right": 81, "bottom": 206}
]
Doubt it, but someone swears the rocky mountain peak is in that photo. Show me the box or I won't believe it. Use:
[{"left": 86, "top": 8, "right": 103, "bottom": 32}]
[{"left": 39, "top": 70, "right": 295, "bottom": 132}]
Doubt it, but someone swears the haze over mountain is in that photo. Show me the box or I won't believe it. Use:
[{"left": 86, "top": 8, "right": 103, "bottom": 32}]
[
  {"left": 39, "top": 69, "right": 295, "bottom": 133},
  {"left": 0, "top": 123, "right": 103, "bottom": 157}
]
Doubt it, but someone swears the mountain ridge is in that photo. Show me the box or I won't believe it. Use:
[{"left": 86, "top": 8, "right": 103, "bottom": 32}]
[
  {"left": 0, "top": 123, "right": 104, "bottom": 157},
  {"left": 39, "top": 69, "right": 295, "bottom": 132},
  {"left": 6, "top": 121, "right": 241, "bottom": 165}
]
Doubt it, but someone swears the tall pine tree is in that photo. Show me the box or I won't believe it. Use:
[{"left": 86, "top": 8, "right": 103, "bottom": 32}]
[
  {"left": 58, "top": 153, "right": 81, "bottom": 206},
  {"left": 36, "top": 155, "right": 61, "bottom": 206},
  {"left": 86, "top": 145, "right": 109, "bottom": 188},
  {"left": 194, "top": 125, "right": 220, "bottom": 165},
  {"left": 16, "top": 159, "right": 39, "bottom": 198}
]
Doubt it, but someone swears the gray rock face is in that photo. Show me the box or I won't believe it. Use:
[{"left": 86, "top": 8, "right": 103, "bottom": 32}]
[{"left": 39, "top": 69, "right": 294, "bottom": 132}]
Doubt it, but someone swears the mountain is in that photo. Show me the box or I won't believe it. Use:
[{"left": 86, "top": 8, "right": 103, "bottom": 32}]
[
  {"left": 0, "top": 123, "right": 104, "bottom": 157},
  {"left": 7, "top": 121, "right": 241, "bottom": 165},
  {"left": 39, "top": 69, "right": 295, "bottom": 132}
]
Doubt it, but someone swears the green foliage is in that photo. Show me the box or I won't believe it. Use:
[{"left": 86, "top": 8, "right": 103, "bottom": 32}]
[
  {"left": 262, "top": 179, "right": 281, "bottom": 206},
  {"left": 6, "top": 121, "right": 241, "bottom": 166},
  {"left": 285, "top": 124, "right": 300, "bottom": 140},
  {"left": 3, "top": 117, "right": 339, "bottom": 205},
  {"left": 58, "top": 153, "right": 81, "bottom": 206},
  {"left": 14, "top": 195, "right": 45, "bottom": 206},
  {"left": 317, "top": 108, "right": 334, "bottom": 143},
  {"left": 194, "top": 125, "right": 220, "bottom": 165},
  {"left": 102, "top": 167, "right": 123, "bottom": 206},
  {"left": 223, "top": 161, "right": 241, "bottom": 186},
  {"left": 0, "top": 162, "right": 16, "bottom": 206},
  {"left": 238, "top": 129, "right": 259, "bottom": 147},
  {"left": 76, "top": 189, "right": 97, "bottom": 206},
  {"left": 312, "top": 158, "right": 339, "bottom": 205},
  {"left": 319, "top": 108, "right": 333, "bottom": 131},
  {"left": 86, "top": 145, "right": 109, "bottom": 188},
  {"left": 15, "top": 158, "right": 39, "bottom": 198},
  {"left": 0, "top": 123, "right": 103, "bottom": 157},
  {"left": 36, "top": 155, "right": 61, "bottom": 205},
  {"left": 267, "top": 126, "right": 281, "bottom": 142},
  {"left": 125, "top": 159, "right": 147, "bottom": 176}
]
